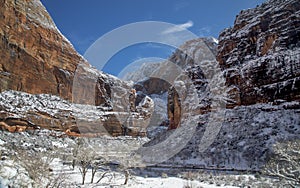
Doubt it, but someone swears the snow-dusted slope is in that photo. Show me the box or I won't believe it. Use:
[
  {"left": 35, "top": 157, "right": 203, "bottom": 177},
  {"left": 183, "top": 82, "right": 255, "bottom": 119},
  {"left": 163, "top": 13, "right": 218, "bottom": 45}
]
[
  {"left": 0, "top": 90, "right": 153, "bottom": 137},
  {"left": 164, "top": 102, "right": 300, "bottom": 170},
  {"left": 122, "top": 62, "right": 162, "bottom": 83},
  {"left": 146, "top": 0, "right": 300, "bottom": 172}
]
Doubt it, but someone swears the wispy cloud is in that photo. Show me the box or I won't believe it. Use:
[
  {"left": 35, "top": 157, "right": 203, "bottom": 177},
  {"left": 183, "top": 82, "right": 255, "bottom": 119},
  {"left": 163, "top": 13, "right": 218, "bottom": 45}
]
[
  {"left": 198, "top": 26, "right": 211, "bottom": 36},
  {"left": 142, "top": 42, "right": 166, "bottom": 49},
  {"left": 173, "top": 1, "right": 190, "bottom": 11},
  {"left": 162, "top": 21, "right": 194, "bottom": 34}
]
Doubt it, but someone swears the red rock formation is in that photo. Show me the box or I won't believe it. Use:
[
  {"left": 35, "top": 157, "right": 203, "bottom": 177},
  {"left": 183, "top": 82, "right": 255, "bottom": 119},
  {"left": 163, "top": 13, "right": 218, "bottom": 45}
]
[
  {"left": 0, "top": 0, "right": 118, "bottom": 107},
  {"left": 0, "top": 0, "right": 151, "bottom": 137},
  {"left": 0, "top": 90, "right": 151, "bottom": 137},
  {"left": 167, "top": 86, "right": 181, "bottom": 129},
  {"left": 0, "top": 0, "right": 81, "bottom": 99},
  {"left": 145, "top": 0, "right": 300, "bottom": 171},
  {"left": 166, "top": 38, "right": 219, "bottom": 129},
  {"left": 165, "top": 0, "right": 299, "bottom": 129},
  {"left": 217, "top": 0, "right": 300, "bottom": 106}
]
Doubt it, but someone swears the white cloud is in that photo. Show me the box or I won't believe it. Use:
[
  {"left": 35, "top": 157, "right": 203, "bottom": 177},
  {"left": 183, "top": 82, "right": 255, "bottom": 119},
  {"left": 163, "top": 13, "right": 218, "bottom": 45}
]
[
  {"left": 198, "top": 26, "right": 211, "bottom": 36},
  {"left": 162, "top": 21, "right": 194, "bottom": 34},
  {"left": 143, "top": 42, "right": 166, "bottom": 49},
  {"left": 173, "top": 2, "right": 190, "bottom": 11}
]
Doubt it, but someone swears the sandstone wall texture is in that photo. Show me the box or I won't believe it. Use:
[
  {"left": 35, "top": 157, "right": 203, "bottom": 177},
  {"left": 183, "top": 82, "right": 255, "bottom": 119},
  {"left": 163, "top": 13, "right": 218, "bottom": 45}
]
[
  {"left": 217, "top": 0, "right": 300, "bottom": 107},
  {"left": 0, "top": 0, "right": 79, "bottom": 99},
  {"left": 0, "top": 0, "right": 151, "bottom": 137}
]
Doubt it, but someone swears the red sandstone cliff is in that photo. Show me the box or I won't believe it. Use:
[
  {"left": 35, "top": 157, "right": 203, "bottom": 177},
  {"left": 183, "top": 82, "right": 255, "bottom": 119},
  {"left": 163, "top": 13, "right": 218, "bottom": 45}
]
[
  {"left": 0, "top": 0, "right": 152, "bottom": 136},
  {"left": 0, "top": 0, "right": 80, "bottom": 99},
  {"left": 217, "top": 0, "right": 300, "bottom": 106}
]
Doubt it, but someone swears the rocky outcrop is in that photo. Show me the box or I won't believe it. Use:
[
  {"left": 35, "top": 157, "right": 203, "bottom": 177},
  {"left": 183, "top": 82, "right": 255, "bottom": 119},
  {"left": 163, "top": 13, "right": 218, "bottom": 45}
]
[
  {"left": 167, "top": 86, "right": 181, "bottom": 129},
  {"left": 0, "top": 0, "right": 79, "bottom": 99},
  {"left": 0, "top": 90, "right": 152, "bottom": 137},
  {"left": 129, "top": 38, "right": 219, "bottom": 131},
  {"left": 146, "top": 0, "right": 300, "bottom": 171},
  {"left": 217, "top": 0, "right": 300, "bottom": 107},
  {"left": 0, "top": 0, "right": 119, "bottom": 107},
  {"left": 163, "top": 0, "right": 300, "bottom": 130},
  {"left": 0, "top": 0, "right": 152, "bottom": 136},
  {"left": 166, "top": 38, "right": 220, "bottom": 129},
  {"left": 134, "top": 78, "right": 170, "bottom": 96}
]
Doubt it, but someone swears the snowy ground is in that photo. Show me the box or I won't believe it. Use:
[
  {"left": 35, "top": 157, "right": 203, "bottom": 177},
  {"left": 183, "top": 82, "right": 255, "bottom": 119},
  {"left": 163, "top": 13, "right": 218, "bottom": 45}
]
[
  {"left": 0, "top": 129, "right": 284, "bottom": 188},
  {"left": 48, "top": 158, "right": 240, "bottom": 188}
]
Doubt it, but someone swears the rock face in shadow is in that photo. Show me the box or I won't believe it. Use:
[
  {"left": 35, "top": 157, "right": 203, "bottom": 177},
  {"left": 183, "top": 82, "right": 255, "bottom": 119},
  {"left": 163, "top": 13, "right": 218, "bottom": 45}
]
[
  {"left": 167, "top": 38, "right": 219, "bottom": 129},
  {"left": 167, "top": 86, "right": 181, "bottom": 130},
  {"left": 217, "top": 0, "right": 300, "bottom": 107},
  {"left": 134, "top": 77, "right": 171, "bottom": 96}
]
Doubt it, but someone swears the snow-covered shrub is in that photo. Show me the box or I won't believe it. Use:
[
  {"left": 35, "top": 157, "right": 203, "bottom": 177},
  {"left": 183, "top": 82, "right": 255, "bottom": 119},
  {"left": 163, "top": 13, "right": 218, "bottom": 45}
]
[{"left": 263, "top": 139, "right": 300, "bottom": 187}]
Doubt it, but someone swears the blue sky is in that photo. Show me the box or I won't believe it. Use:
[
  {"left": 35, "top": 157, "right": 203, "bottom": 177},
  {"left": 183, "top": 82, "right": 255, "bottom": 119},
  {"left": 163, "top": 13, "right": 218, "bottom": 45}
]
[{"left": 41, "top": 0, "right": 265, "bottom": 76}]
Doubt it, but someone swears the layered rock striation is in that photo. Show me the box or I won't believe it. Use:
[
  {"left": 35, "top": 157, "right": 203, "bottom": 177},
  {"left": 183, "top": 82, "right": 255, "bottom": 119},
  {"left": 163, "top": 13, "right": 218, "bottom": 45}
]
[
  {"left": 0, "top": 0, "right": 152, "bottom": 136},
  {"left": 0, "top": 0, "right": 78, "bottom": 99},
  {"left": 217, "top": 0, "right": 300, "bottom": 107}
]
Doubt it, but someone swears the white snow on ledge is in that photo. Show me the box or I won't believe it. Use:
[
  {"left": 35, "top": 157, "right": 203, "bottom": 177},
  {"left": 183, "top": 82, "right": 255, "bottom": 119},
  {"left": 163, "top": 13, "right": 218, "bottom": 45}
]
[{"left": 0, "top": 90, "right": 111, "bottom": 121}]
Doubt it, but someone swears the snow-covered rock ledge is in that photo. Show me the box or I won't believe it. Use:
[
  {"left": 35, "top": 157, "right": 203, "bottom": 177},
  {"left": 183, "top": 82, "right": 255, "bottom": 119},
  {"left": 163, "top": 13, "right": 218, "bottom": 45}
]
[{"left": 0, "top": 90, "right": 151, "bottom": 137}]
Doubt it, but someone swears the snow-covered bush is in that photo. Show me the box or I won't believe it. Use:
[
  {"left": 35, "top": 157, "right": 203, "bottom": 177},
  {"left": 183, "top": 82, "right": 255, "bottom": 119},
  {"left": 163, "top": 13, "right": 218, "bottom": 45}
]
[{"left": 263, "top": 140, "right": 300, "bottom": 187}]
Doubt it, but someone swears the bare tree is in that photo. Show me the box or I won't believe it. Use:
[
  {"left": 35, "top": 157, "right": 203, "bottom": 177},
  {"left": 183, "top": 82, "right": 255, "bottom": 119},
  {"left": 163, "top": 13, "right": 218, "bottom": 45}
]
[
  {"left": 0, "top": 145, "right": 68, "bottom": 187},
  {"left": 117, "top": 163, "right": 131, "bottom": 185},
  {"left": 78, "top": 159, "right": 90, "bottom": 185},
  {"left": 264, "top": 140, "right": 300, "bottom": 187},
  {"left": 76, "top": 147, "right": 96, "bottom": 185},
  {"left": 72, "top": 138, "right": 116, "bottom": 185},
  {"left": 72, "top": 139, "right": 99, "bottom": 185},
  {"left": 124, "top": 169, "right": 130, "bottom": 185},
  {"left": 13, "top": 149, "right": 54, "bottom": 185},
  {"left": 72, "top": 138, "right": 83, "bottom": 170},
  {"left": 90, "top": 160, "right": 98, "bottom": 184},
  {"left": 95, "top": 171, "right": 109, "bottom": 184},
  {"left": 90, "top": 157, "right": 108, "bottom": 183},
  {"left": 46, "top": 172, "right": 68, "bottom": 188}
]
